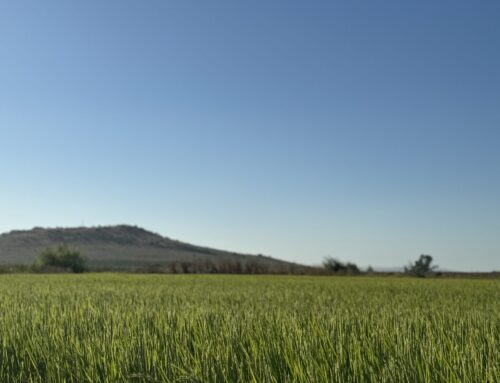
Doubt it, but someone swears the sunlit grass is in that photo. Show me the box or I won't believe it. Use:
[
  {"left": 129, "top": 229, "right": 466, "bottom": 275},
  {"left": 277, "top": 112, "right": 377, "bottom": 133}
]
[{"left": 0, "top": 274, "right": 498, "bottom": 382}]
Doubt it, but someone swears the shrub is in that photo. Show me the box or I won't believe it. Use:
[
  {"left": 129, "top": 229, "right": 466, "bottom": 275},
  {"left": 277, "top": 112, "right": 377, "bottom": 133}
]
[
  {"left": 34, "top": 245, "right": 87, "bottom": 273},
  {"left": 323, "top": 256, "right": 360, "bottom": 274},
  {"left": 405, "top": 254, "right": 437, "bottom": 278}
]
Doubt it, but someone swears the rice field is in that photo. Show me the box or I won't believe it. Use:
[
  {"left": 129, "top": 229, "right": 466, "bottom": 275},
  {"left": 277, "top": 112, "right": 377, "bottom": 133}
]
[{"left": 0, "top": 274, "right": 498, "bottom": 382}]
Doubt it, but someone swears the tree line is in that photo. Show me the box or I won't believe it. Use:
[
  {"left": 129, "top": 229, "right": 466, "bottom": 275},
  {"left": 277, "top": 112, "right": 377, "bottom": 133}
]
[{"left": 23, "top": 245, "right": 440, "bottom": 277}]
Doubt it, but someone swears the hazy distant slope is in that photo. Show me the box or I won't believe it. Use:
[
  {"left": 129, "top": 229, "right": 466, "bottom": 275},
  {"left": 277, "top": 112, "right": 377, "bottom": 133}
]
[{"left": 0, "top": 225, "right": 291, "bottom": 270}]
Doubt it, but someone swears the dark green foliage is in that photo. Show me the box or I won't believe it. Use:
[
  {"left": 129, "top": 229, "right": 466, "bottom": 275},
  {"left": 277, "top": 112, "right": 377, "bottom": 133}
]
[
  {"left": 405, "top": 254, "right": 437, "bottom": 277},
  {"left": 323, "top": 256, "right": 360, "bottom": 274},
  {"left": 34, "top": 245, "right": 87, "bottom": 273}
]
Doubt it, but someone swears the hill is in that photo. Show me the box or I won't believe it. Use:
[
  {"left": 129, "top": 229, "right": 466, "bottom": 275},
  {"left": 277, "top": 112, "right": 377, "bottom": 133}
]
[{"left": 0, "top": 225, "right": 300, "bottom": 272}]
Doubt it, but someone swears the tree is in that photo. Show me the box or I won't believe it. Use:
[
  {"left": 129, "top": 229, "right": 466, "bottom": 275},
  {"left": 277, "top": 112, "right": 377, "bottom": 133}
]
[
  {"left": 34, "top": 245, "right": 87, "bottom": 273},
  {"left": 323, "top": 256, "right": 360, "bottom": 274},
  {"left": 405, "top": 254, "right": 437, "bottom": 277}
]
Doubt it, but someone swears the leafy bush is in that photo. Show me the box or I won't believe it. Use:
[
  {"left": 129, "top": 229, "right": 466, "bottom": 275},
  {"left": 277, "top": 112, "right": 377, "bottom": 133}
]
[
  {"left": 323, "top": 256, "right": 360, "bottom": 274},
  {"left": 34, "top": 245, "right": 87, "bottom": 273},
  {"left": 405, "top": 254, "right": 437, "bottom": 277}
]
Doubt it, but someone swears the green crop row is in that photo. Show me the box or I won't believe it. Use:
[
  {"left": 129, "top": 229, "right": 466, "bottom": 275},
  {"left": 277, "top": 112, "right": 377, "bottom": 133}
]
[{"left": 0, "top": 274, "right": 497, "bottom": 382}]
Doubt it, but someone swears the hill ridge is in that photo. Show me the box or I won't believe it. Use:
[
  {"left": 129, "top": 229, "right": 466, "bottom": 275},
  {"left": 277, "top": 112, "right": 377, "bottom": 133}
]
[{"left": 0, "top": 225, "right": 293, "bottom": 271}]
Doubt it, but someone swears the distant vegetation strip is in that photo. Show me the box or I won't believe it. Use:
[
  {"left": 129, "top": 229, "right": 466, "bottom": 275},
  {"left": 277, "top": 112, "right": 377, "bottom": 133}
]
[{"left": 1, "top": 246, "right": 498, "bottom": 278}]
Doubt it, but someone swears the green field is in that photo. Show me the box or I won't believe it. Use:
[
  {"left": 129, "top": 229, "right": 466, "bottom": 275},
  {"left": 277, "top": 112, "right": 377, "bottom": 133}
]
[{"left": 0, "top": 275, "right": 498, "bottom": 382}]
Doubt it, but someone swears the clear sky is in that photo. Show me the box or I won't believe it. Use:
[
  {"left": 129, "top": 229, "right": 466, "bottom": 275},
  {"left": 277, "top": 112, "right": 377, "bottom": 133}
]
[{"left": 1, "top": 1, "right": 499, "bottom": 271}]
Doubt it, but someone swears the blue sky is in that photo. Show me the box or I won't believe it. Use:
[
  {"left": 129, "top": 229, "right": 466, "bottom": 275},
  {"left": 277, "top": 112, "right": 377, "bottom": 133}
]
[{"left": 1, "top": 1, "right": 499, "bottom": 271}]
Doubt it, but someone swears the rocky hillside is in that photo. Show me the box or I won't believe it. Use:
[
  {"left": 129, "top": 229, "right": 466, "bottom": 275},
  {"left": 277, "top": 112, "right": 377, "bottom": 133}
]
[{"left": 0, "top": 225, "right": 296, "bottom": 271}]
